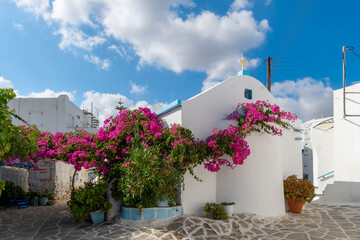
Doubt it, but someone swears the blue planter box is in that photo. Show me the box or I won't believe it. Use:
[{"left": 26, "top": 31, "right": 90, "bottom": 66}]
[
  {"left": 121, "top": 205, "right": 183, "bottom": 221},
  {"left": 6, "top": 198, "right": 17, "bottom": 208},
  {"left": 90, "top": 211, "right": 105, "bottom": 224}
]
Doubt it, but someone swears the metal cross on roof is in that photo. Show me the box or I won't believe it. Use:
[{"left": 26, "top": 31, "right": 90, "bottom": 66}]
[{"left": 239, "top": 56, "right": 248, "bottom": 70}]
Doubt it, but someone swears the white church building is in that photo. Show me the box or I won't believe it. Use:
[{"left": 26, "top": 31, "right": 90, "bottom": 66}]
[{"left": 156, "top": 65, "right": 303, "bottom": 217}]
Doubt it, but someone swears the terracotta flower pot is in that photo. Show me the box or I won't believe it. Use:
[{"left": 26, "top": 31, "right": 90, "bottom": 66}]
[{"left": 287, "top": 199, "right": 304, "bottom": 213}]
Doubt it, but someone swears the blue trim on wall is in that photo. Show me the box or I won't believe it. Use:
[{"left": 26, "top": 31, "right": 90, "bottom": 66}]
[
  {"left": 238, "top": 70, "right": 249, "bottom": 76},
  {"left": 317, "top": 171, "right": 334, "bottom": 179},
  {"left": 155, "top": 99, "right": 182, "bottom": 116}
]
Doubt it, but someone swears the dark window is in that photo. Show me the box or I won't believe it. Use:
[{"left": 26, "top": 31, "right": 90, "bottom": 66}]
[{"left": 245, "top": 89, "right": 252, "bottom": 100}]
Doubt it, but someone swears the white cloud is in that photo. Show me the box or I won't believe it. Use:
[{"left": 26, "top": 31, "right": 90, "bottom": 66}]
[
  {"left": 13, "top": 22, "right": 24, "bottom": 31},
  {"left": 202, "top": 57, "right": 261, "bottom": 91},
  {"left": 12, "top": 0, "right": 50, "bottom": 17},
  {"left": 27, "top": 89, "right": 76, "bottom": 101},
  {"left": 230, "top": 0, "right": 252, "bottom": 11},
  {"left": 0, "top": 77, "right": 76, "bottom": 100},
  {"left": 56, "top": 27, "right": 106, "bottom": 51},
  {"left": 84, "top": 54, "right": 110, "bottom": 70},
  {"left": 130, "top": 81, "right": 147, "bottom": 94},
  {"left": 51, "top": 0, "right": 103, "bottom": 26},
  {"left": 108, "top": 45, "right": 127, "bottom": 57},
  {"left": 81, "top": 91, "right": 151, "bottom": 124},
  {"left": 272, "top": 77, "right": 333, "bottom": 121},
  {"left": 0, "top": 76, "right": 14, "bottom": 88},
  {"left": 13, "top": 0, "right": 270, "bottom": 88}
]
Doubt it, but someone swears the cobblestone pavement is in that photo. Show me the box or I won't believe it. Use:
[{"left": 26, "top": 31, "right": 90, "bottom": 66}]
[{"left": 1, "top": 203, "right": 360, "bottom": 239}]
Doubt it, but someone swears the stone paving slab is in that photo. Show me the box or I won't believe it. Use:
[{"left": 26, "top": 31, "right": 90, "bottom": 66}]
[{"left": 1, "top": 203, "right": 360, "bottom": 239}]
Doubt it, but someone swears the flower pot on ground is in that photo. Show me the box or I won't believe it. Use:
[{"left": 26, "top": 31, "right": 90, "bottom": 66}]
[
  {"left": 283, "top": 175, "right": 315, "bottom": 213},
  {"left": 90, "top": 210, "right": 105, "bottom": 224},
  {"left": 38, "top": 192, "right": 53, "bottom": 206},
  {"left": 220, "top": 202, "right": 235, "bottom": 217},
  {"left": 39, "top": 197, "right": 48, "bottom": 206},
  {"left": 286, "top": 199, "right": 304, "bottom": 213}
]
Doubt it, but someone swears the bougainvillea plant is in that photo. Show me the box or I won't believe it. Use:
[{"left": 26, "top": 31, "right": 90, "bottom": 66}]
[
  {"left": 1, "top": 88, "right": 41, "bottom": 164},
  {"left": 203, "top": 100, "right": 297, "bottom": 172},
  {"left": 3, "top": 99, "right": 297, "bottom": 209}
]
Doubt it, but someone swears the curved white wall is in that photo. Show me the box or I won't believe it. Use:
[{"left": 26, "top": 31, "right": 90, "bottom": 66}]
[{"left": 216, "top": 134, "right": 285, "bottom": 216}]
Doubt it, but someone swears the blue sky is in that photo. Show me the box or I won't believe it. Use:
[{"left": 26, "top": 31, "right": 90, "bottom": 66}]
[{"left": 1, "top": 0, "right": 360, "bottom": 122}]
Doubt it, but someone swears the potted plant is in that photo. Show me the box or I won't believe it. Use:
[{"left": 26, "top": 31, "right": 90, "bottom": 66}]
[
  {"left": 26, "top": 190, "right": 39, "bottom": 205},
  {"left": 283, "top": 175, "right": 315, "bottom": 213},
  {"left": 67, "top": 181, "right": 112, "bottom": 224},
  {"left": 0, "top": 180, "right": 26, "bottom": 207},
  {"left": 203, "top": 202, "right": 228, "bottom": 220},
  {"left": 220, "top": 202, "right": 235, "bottom": 217},
  {"left": 38, "top": 192, "right": 53, "bottom": 206}
]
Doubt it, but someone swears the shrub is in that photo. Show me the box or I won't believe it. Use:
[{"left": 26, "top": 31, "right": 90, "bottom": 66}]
[
  {"left": 26, "top": 191, "right": 53, "bottom": 200},
  {"left": 283, "top": 175, "right": 315, "bottom": 204},
  {"left": 0, "top": 180, "right": 25, "bottom": 205},
  {"left": 67, "top": 181, "right": 112, "bottom": 222},
  {"left": 203, "top": 202, "right": 228, "bottom": 220},
  {"left": 118, "top": 144, "right": 178, "bottom": 210}
]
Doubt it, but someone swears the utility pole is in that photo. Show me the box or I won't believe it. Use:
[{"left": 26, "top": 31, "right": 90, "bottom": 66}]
[
  {"left": 342, "top": 46, "right": 346, "bottom": 118},
  {"left": 266, "top": 56, "right": 272, "bottom": 92}
]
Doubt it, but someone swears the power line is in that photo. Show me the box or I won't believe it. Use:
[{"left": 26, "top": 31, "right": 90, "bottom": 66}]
[
  {"left": 274, "top": 0, "right": 316, "bottom": 59},
  {"left": 250, "top": 59, "right": 266, "bottom": 76},
  {"left": 274, "top": 56, "right": 341, "bottom": 66},
  {"left": 274, "top": 52, "right": 339, "bottom": 61},
  {"left": 280, "top": 0, "right": 316, "bottom": 57},
  {"left": 345, "top": 46, "right": 360, "bottom": 58},
  {"left": 274, "top": 0, "right": 306, "bottom": 56}
]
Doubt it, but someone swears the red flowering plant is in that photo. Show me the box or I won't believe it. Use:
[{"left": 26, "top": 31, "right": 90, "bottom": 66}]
[
  {"left": 4, "top": 100, "right": 296, "bottom": 211},
  {"left": 103, "top": 109, "right": 206, "bottom": 209},
  {"left": 203, "top": 100, "right": 297, "bottom": 172},
  {"left": 1, "top": 88, "right": 42, "bottom": 165}
]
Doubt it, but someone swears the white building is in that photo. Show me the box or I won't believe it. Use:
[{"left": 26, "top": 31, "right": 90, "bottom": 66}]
[
  {"left": 321, "top": 83, "right": 360, "bottom": 203},
  {"left": 156, "top": 73, "right": 303, "bottom": 217},
  {"left": 2, "top": 94, "right": 98, "bottom": 203},
  {"left": 302, "top": 83, "right": 360, "bottom": 204},
  {"left": 8, "top": 95, "right": 99, "bottom": 133},
  {"left": 301, "top": 118, "right": 334, "bottom": 195}
]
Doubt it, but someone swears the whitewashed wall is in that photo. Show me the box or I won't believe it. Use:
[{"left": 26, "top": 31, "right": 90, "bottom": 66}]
[
  {"left": 322, "top": 84, "right": 360, "bottom": 202},
  {"left": 8, "top": 95, "right": 97, "bottom": 134},
  {"left": 0, "top": 166, "right": 29, "bottom": 191},
  {"left": 216, "top": 134, "right": 285, "bottom": 216},
  {"left": 178, "top": 75, "right": 302, "bottom": 216},
  {"left": 158, "top": 107, "right": 182, "bottom": 127},
  {"left": 29, "top": 159, "right": 88, "bottom": 204},
  {"left": 279, "top": 119, "right": 302, "bottom": 180},
  {"left": 308, "top": 125, "right": 334, "bottom": 194}
]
